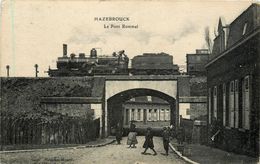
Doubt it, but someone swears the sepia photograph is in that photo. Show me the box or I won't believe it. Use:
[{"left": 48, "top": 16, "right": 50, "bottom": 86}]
[{"left": 0, "top": 0, "right": 259, "bottom": 163}]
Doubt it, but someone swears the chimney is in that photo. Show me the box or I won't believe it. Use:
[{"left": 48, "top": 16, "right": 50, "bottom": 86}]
[{"left": 63, "top": 44, "right": 67, "bottom": 57}]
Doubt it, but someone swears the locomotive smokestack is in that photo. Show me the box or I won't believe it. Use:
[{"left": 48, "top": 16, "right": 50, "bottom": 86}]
[
  {"left": 63, "top": 44, "right": 67, "bottom": 57},
  {"left": 90, "top": 48, "right": 97, "bottom": 58}
]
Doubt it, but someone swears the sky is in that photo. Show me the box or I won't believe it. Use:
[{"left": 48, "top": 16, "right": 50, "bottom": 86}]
[{"left": 0, "top": 0, "right": 255, "bottom": 77}]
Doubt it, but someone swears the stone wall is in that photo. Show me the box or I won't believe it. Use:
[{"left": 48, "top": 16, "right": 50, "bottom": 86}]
[{"left": 42, "top": 103, "right": 92, "bottom": 117}]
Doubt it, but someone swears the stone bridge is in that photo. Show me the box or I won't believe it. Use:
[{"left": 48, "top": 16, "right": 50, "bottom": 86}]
[
  {"left": 2, "top": 75, "right": 205, "bottom": 139},
  {"left": 102, "top": 75, "right": 180, "bottom": 136}
]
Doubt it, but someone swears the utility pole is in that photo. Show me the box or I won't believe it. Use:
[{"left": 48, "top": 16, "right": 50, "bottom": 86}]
[
  {"left": 6, "top": 65, "right": 10, "bottom": 77},
  {"left": 34, "top": 64, "right": 39, "bottom": 77}
]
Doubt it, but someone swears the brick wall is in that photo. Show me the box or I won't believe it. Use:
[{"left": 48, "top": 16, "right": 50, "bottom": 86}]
[
  {"left": 190, "top": 103, "right": 207, "bottom": 120},
  {"left": 178, "top": 76, "right": 207, "bottom": 120}
]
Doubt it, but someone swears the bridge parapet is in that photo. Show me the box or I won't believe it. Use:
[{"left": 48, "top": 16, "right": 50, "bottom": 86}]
[{"left": 100, "top": 75, "right": 189, "bottom": 81}]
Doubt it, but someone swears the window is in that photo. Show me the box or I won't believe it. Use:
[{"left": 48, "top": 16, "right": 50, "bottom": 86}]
[
  {"left": 160, "top": 109, "right": 165, "bottom": 121},
  {"left": 147, "top": 96, "right": 152, "bottom": 102},
  {"left": 137, "top": 109, "right": 141, "bottom": 121},
  {"left": 148, "top": 109, "right": 152, "bottom": 121},
  {"left": 214, "top": 87, "right": 217, "bottom": 96},
  {"left": 165, "top": 109, "right": 170, "bottom": 120},
  {"left": 213, "top": 86, "right": 217, "bottom": 119},
  {"left": 131, "top": 109, "right": 135, "bottom": 121},
  {"left": 223, "top": 84, "right": 226, "bottom": 126},
  {"left": 234, "top": 80, "right": 239, "bottom": 128},
  {"left": 208, "top": 88, "right": 212, "bottom": 124},
  {"left": 154, "top": 109, "right": 158, "bottom": 121},
  {"left": 242, "top": 23, "right": 247, "bottom": 35},
  {"left": 235, "top": 80, "right": 238, "bottom": 92},
  {"left": 152, "top": 109, "right": 156, "bottom": 121},
  {"left": 223, "top": 83, "right": 226, "bottom": 93},
  {"left": 245, "top": 77, "right": 249, "bottom": 90},
  {"left": 242, "top": 76, "right": 250, "bottom": 129},
  {"left": 230, "top": 81, "right": 234, "bottom": 92},
  {"left": 229, "top": 81, "right": 234, "bottom": 127}
]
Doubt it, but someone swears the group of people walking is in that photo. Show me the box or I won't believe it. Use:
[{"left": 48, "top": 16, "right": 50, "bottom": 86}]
[{"left": 115, "top": 121, "right": 172, "bottom": 156}]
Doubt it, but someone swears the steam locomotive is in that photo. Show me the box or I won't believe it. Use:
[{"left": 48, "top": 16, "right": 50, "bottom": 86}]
[
  {"left": 47, "top": 44, "right": 129, "bottom": 77},
  {"left": 47, "top": 44, "right": 180, "bottom": 77}
]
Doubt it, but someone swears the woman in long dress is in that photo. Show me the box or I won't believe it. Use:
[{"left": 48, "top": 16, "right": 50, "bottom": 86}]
[{"left": 127, "top": 121, "right": 138, "bottom": 148}]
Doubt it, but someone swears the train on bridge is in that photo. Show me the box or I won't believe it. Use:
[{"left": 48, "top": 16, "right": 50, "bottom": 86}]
[{"left": 47, "top": 44, "right": 180, "bottom": 77}]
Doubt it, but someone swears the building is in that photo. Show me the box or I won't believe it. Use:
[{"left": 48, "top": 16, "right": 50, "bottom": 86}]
[
  {"left": 206, "top": 4, "right": 260, "bottom": 156},
  {"left": 122, "top": 96, "right": 171, "bottom": 128},
  {"left": 177, "top": 49, "right": 209, "bottom": 121},
  {"left": 178, "top": 76, "right": 207, "bottom": 120},
  {"left": 186, "top": 49, "right": 209, "bottom": 76}
]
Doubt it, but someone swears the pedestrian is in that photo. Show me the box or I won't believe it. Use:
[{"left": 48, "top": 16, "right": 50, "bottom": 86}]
[
  {"left": 169, "top": 124, "right": 175, "bottom": 138},
  {"left": 127, "top": 121, "right": 138, "bottom": 148},
  {"left": 115, "top": 123, "right": 122, "bottom": 144},
  {"left": 162, "top": 127, "right": 170, "bottom": 156},
  {"left": 141, "top": 127, "right": 157, "bottom": 156}
]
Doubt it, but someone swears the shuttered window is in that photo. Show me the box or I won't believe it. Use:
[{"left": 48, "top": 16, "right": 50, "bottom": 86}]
[
  {"left": 234, "top": 80, "right": 239, "bottom": 128},
  {"left": 223, "top": 84, "right": 226, "bottom": 126},
  {"left": 242, "top": 76, "right": 250, "bottom": 129},
  {"left": 208, "top": 88, "right": 212, "bottom": 124},
  {"left": 213, "top": 86, "right": 217, "bottom": 119},
  {"left": 229, "top": 81, "right": 234, "bottom": 127}
]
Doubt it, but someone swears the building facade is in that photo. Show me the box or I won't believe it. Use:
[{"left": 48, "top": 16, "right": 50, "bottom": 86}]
[
  {"left": 206, "top": 4, "right": 260, "bottom": 156},
  {"left": 122, "top": 96, "right": 171, "bottom": 128},
  {"left": 186, "top": 49, "right": 209, "bottom": 76}
]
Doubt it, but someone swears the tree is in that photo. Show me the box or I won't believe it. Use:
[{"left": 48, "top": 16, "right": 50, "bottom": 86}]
[{"left": 204, "top": 26, "right": 213, "bottom": 54}]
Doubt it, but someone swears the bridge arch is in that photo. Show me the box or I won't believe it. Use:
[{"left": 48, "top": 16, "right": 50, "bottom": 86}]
[
  {"left": 107, "top": 88, "right": 177, "bottom": 135},
  {"left": 104, "top": 76, "right": 178, "bottom": 136}
]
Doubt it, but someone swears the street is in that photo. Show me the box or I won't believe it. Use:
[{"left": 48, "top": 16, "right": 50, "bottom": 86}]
[{"left": 1, "top": 136, "right": 185, "bottom": 164}]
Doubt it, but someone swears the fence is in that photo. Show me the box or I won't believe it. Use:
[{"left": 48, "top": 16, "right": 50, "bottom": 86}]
[{"left": 0, "top": 112, "right": 99, "bottom": 148}]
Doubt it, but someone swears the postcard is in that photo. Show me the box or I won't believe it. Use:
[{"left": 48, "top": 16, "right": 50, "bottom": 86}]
[{"left": 0, "top": 0, "right": 259, "bottom": 163}]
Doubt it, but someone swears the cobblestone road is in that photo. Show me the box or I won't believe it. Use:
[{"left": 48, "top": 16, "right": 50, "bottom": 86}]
[{"left": 1, "top": 137, "right": 185, "bottom": 164}]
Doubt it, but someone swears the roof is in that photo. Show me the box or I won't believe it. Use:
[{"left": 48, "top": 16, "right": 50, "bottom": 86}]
[
  {"left": 124, "top": 96, "right": 169, "bottom": 105},
  {"left": 206, "top": 3, "right": 260, "bottom": 67}
]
